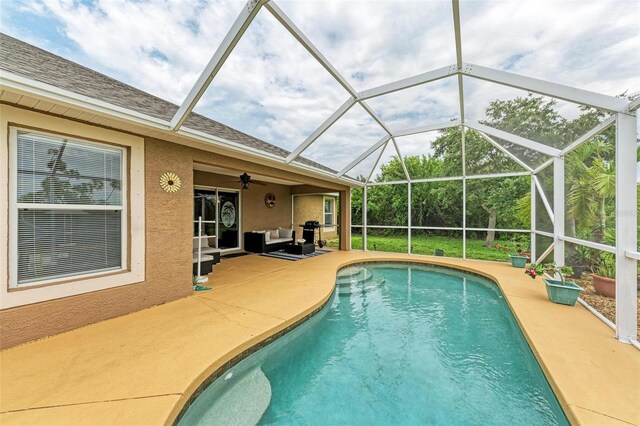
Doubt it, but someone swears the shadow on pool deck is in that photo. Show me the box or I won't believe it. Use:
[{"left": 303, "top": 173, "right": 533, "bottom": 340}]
[{"left": 1, "top": 251, "right": 638, "bottom": 425}]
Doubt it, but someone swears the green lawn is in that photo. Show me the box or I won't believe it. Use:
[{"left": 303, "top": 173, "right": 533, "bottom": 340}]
[{"left": 328, "top": 234, "right": 528, "bottom": 262}]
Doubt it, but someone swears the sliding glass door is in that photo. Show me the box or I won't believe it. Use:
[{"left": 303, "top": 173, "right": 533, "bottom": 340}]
[{"left": 194, "top": 187, "right": 241, "bottom": 251}]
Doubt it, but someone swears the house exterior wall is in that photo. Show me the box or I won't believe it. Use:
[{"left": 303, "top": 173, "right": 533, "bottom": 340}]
[
  {"left": 0, "top": 106, "right": 352, "bottom": 349},
  {"left": 293, "top": 195, "right": 338, "bottom": 240}
]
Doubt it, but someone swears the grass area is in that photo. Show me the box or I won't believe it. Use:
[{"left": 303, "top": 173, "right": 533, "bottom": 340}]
[{"left": 328, "top": 235, "right": 529, "bottom": 262}]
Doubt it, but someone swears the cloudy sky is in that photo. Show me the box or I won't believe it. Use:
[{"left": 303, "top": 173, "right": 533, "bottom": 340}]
[{"left": 1, "top": 0, "right": 638, "bottom": 177}]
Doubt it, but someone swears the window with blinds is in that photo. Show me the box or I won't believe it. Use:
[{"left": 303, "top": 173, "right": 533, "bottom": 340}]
[
  {"left": 14, "top": 130, "right": 125, "bottom": 286},
  {"left": 324, "top": 198, "right": 334, "bottom": 226}
]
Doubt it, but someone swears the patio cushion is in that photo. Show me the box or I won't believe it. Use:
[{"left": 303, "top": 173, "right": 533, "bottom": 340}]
[
  {"left": 193, "top": 236, "right": 213, "bottom": 250},
  {"left": 279, "top": 228, "right": 293, "bottom": 238},
  {"left": 268, "top": 229, "right": 279, "bottom": 239},
  {"left": 192, "top": 254, "right": 214, "bottom": 263},
  {"left": 264, "top": 232, "right": 271, "bottom": 242},
  {"left": 200, "top": 247, "right": 221, "bottom": 255},
  {"left": 266, "top": 237, "right": 293, "bottom": 245}
]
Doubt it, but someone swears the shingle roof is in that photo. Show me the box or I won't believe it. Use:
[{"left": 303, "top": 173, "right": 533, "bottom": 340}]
[{"left": 0, "top": 33, "right": 335, "bottom": 173}]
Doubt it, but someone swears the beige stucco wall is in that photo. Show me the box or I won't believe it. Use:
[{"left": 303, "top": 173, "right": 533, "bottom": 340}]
[
  {"left": 293, "top": 195, "right": 338, "bottom": 240},
  {"left": 0, "top": 106, "right": 352, "bottom": 349}
]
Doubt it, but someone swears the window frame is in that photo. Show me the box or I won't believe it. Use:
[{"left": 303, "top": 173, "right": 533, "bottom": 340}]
[
  {"left": 9, "top": 127, "right": 128, "bottom": 289},
  {"left": 324, "top": 196, "right": 335, "bottom": 226}
]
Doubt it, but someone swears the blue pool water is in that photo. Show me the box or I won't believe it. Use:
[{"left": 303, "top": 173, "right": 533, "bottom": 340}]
[{"left": 180, "top": 263, "right": 568, "bottom": 425}]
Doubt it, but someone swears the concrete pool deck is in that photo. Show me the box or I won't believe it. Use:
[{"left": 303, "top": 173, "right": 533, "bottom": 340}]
[{"left": 1, "top": 251, "right": 638, "bottom": 425}]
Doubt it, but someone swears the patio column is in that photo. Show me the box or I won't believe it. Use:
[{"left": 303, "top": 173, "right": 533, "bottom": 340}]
[
  {"left": 615, "top": 112, "right": 638, "bottom": 342},
  {"left": 363, "top": 186, "right": 368, "bottom": 251},
  {"left": 339, "top": 189, "right": 351, "bottom": 251},
  {"left": 553, "top": 157, "right": 565, "bottom": 268},
  {"left": 408, "top": 183, "right": 412, "bottom": 255},
  {"left": 530, "top": 174, "right": 537, "bottom": 262}
]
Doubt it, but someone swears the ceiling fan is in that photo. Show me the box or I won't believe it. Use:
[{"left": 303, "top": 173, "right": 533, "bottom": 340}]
[{"left": 222, "top": 172, "right": 267, "bottom": 189}]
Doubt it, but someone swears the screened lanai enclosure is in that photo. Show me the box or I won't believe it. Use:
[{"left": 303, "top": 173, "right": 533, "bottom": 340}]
[{"left": 152, "top": 0, "right": 638, "bottom": 344}]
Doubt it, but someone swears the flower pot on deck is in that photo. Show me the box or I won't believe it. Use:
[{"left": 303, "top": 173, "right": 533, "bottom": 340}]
[
  {"left": 592, "top": 274, "right": 616, "bottom": 298},
  {"left": 509, "top": 255, "right": 528, "bottom": 268},
  {"left": 544, "top": 279, "right": 583, "bottom": 306}
]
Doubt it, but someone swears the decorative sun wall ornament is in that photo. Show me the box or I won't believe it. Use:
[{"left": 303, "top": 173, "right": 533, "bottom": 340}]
[
  {"left": 160, "top": 172, "right": 181, "bottom": 193},
  {"left": 264, "top": 192, "right": 276, "bottom": 208}
]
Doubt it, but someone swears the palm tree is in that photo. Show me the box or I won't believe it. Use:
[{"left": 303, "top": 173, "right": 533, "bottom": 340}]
[{"left": 566, "top": 138, "right": 613, "bottom": 244}]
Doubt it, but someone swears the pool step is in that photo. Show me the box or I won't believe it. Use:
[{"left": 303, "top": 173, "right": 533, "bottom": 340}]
[
  {"left": 192, "top": 367, "right": 272, "bottom": 425},
  {"left": 336, "top": 267, "right": 373, "bottom": 286}
]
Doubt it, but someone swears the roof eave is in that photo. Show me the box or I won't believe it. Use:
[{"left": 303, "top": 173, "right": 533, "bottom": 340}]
[{"left": 0, "top": 71, "right": 363, "bottom": 189}]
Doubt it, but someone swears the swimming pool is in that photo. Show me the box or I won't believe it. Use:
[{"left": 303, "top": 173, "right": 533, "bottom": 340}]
[{"left": 179, "top": 263, "right": 568, "bottom": 425}]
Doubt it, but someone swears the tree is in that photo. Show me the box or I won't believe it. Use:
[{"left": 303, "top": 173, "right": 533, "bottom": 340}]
[{"left": 19, "top": 143, "right": 117, "bottom": 205}]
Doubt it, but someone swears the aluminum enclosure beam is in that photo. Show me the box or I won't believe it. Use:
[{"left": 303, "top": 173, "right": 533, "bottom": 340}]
[
  {"left": 338, "top": 135, "right": 390, "bottom": 177},
  {"left": 393, "top": 119, "right": 460, "bottom": 137},
  {"left": 460, "top": 63, "right": 629, "bottom": 113},
  {"left": 615, "top": 112, "right": 638, "bottom": 342},
  {"left": 533, "top": 158, "right": 554, "bottom": 175},
  {"left": 531, "top": 177, "right": 537, "bottom": 262},
  {"left": 532, "top": 175, "right": 555, "bottom": 225},
  {"left": 466, "top": 121, "right": 560, "bottom": 157},
  {"left": 452, "top": 0, "right": 465, "bottom": 123},
  {"left": 560, "top": 115, "right": 616, "bottom": 156},
  {"left": 534, "top": 115, "right": 616, "bottom": 174},
  {"left": 265, "top": 2, "right": 355, "bottom": 95},
  {"left": 477, "top": 131, "right": 534, "bottom": 172},
  {"left": 360, "top": 101, "right": 393, "bottom": 135},
  {"left": 357, "top": 65, "right": 457, "bottom": 100},
  {"left": 170, "top": 0, "right": 267, "bottom": 130},
  {"left": 367, "top": 141, "right": 389, "bottom": 183},
  {"left": 537, "top": 243, "right": 554, "bottom": 264},
  {"left": 553, "top": 157, "right": 565, "bottom": 269},
  {"left": 391, "top": 137, "right": 411, "bottom": 181},
  {"left": 286, "top": 97, "right": 356, "bottom": 163}
]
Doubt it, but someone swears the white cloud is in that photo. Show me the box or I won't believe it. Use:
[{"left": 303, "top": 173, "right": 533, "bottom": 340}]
[{"left": 6, "top": 0, "right": 639, "bottom": 172}]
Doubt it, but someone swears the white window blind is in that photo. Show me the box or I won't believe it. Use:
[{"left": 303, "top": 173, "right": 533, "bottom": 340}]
[
  {"left": 15, "top": 131, "right": 125, "bottom": 286},
  {"left": 324, "top": 198, "right": 334, "bottom": 226}
]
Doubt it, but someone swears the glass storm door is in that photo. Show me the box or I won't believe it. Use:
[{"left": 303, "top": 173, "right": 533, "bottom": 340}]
[
  {"left": 217, "top": 191, "right": 239, "bottom": 250},
  {"left": 194, "top": 189, "right": 217, "bottom": 244},
  {"left": 194, "top": 188, "right": 240, "bottom": 251}
]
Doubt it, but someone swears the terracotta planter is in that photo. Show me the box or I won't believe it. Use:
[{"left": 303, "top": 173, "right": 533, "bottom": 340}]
[{"left": 592, "top": 274, "right": 615, "bottom": 298}]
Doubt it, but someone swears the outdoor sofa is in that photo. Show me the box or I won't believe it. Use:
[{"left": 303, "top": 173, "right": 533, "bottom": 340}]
[{"left": 244, "top": 228, "right": 295, "bottom": 253}]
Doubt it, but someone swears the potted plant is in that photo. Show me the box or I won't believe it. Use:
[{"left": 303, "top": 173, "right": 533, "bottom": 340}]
[
  {"left": 525, "top": 262, "right": 583, "bottom": 306},
  {"left": 496, "top": 239, "right": 528, "bottom": 268},
  {"left": 591, "top": 252, "right": 616, "bottom": 298},
  {"left": 193, "top": 275, "right": 212, "bottom": 292},
  {"left": 566, "top": 245, "right": 592, "bottom": 279}
]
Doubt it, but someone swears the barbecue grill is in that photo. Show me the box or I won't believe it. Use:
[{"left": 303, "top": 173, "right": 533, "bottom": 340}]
[{"left": 301, "top": 220, "right": 326, "bottom": 248}]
